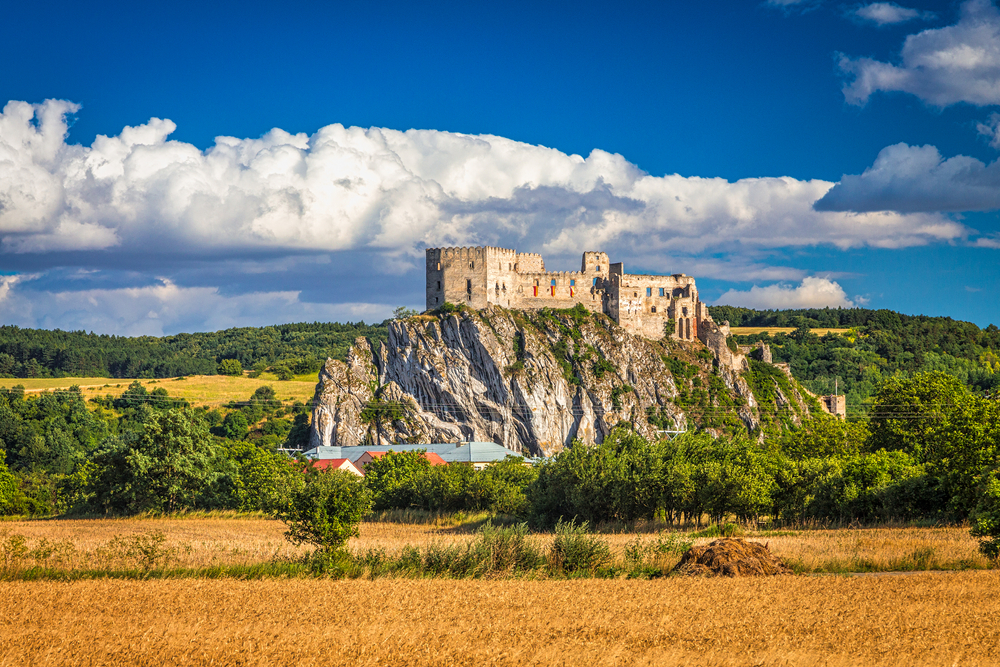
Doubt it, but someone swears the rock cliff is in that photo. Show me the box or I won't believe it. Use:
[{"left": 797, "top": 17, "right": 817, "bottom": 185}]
[{"left": 309, "top": 305, "right": 818, "bottom": 456}]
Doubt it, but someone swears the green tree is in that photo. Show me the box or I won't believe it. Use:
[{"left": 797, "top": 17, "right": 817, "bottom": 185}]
[
  {"left": 393, "top": 307, "right": 419, "bottom": 319},
  {"left": 89, "top": 410, "right": 229, "bottom": 514},
  {"left": 971, "top": 469, "right": 1000, "bottom": 560},
  {"left": 222, "top": 411, "right": 250, "bottom": 440},
  {"left": 276, "top": 468, "right": 371, "bottom": 554},
  {"left": 217, "top": 359, "right": 244, "bottom": 376},
  {"left": 227, "top": 441, "right": 303, "bottom": 512},
  {"left": 363, "top": 450, "right": 431, "bottom": 510}
]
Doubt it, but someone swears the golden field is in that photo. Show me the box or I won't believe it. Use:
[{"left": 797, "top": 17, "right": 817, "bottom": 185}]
[
  {"left": 2, "top": 573, "right": 999, "bottom": 666},
  {"left": 1, "top": 515, "right": 992, "bottom": 574},
  {"left": 0, "top": 374, "right": 317, "bottom": 408}
]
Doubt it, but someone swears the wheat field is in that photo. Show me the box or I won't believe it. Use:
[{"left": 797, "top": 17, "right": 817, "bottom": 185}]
[
  {"left": 2, "top": 573, "right": 998, "bottom": 666},
  {"left": 0, "top": 374, "right": 317, "bottom": 407},
  {"left": 1, "top": 516, "right": 992, "bottom": 574}
]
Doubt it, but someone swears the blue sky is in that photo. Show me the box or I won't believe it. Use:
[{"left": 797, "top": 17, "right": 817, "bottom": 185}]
[{"left": 1, "top": 0, "right": 999, "bottom": 334}]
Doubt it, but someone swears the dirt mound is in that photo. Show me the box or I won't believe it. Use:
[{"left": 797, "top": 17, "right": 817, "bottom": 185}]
[{"left": 671, "top": 538, "right": 791, "bottom": 577}]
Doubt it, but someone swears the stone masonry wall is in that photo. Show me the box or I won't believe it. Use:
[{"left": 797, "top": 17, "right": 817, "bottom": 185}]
[{"left": 426, "top": 246, "right": 713, "bottom": 342}]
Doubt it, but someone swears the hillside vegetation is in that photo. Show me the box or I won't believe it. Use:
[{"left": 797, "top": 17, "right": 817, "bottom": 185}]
[
  {"left": 0, "top": 321, "right": 388, "bottom": 379},
  {"left": 710, "top": 306, "right": 1000, "bottom": 411}
]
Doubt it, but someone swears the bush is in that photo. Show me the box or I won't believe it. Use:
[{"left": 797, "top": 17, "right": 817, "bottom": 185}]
[
  {"left": 277, "top": 468, "right": 372, "bottom": 554},
  {"left": 549, "top": 519, "right": 611, "bottom": 574},
  {"left": 469, "top": 521, "right": 543, "bottom": 574},
  {"left": 218, "top": 359, "right": 243, "bottom": 376},
  {"left": 971, "top": 470, "right": 1000, "bottom": 560}
]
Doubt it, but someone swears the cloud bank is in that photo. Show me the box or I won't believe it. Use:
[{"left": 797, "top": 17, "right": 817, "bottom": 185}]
[
  {"left": 840, "top": 0, "right": 1000, "bottom": 106},
  {"left": 0, "top": 99, "right": 962, "bottom": 264},
  {"left": 815, "top": 142, "right": 1000, "bottom": 212},
  {"left": 715, "top": 277, "right": 856, "bottom": 309}
]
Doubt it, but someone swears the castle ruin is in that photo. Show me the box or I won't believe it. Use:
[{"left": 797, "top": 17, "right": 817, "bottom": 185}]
[{"left": 426, "top": 246, "right": 714, "bottom": 342}]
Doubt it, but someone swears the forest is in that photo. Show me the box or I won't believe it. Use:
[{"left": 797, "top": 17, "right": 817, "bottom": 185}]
[
  {"left": 708, "top": 306, "right": 1000, "bottom": 412},
  {"left": 0, "top": 321, "right": 389, "bottom": 379}
]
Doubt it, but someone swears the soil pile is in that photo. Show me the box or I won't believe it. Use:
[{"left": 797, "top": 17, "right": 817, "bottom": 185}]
[{"left": 671, "top": 538, "right": 791, "bottom": 577}]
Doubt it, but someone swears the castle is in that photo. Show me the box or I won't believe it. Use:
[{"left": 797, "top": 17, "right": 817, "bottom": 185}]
[{"left": 425, "top": 246, "right": 713, "bottom": 341}]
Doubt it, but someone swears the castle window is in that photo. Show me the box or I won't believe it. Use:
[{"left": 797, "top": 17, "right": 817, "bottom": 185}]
[
  {"left": 435, "top": 297, "right": 439, "bottom": 304},
  {"left": 592, "top": 277, "right": 597, "bottom": 286},
  {"left": 437, "top": 281, "right": 441, "bottom": 290},
  {"left": 467, "top": 279, "right": 472, "bottom": 293},
  {"left": 659, "top": 288, "right": 665, "bottom": 297},
  {"left": 570, "top": 279, "right": 575, "bottom": 286},
  {"left": 596, "top": 266, "right": 601, "bottom": 272},
  {"left": 470, "top": 261, "right": 475, "bottom": 269},
  {"left": 534, "top": 279, "right": 539, "bottom": 286},
  {"left": 651, "top": 306, "right": 657, "bottom": 313},
  {"left": 646, "top": 288, "right": 652, "bottom": 297},
  {"left": 551, "top": 279, "right": 556, "bottom": 286},
  {"left": 682, "top": 307, "right": 689, "bottom": 316}
]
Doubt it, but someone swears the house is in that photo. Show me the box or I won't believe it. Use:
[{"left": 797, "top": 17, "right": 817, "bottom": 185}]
[
  {"left": 354, "top": 450, "right": 447, "bottom": 471},
  {"left": 302, "top": 441, "right": 526, "bottom": 469},
  {"left": 308, "top": 457, "right": 363, "bottom": 476}
]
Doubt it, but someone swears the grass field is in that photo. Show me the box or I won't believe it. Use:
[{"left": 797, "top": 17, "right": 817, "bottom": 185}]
[
  {"left": 1, "top": 516, "right": 991, "bottom": 576},
  {"left": 729, "top": 327, "right": 851, "bottom": 336},
  {"left": 0, "top": 374, "right": 318, "bottom": 407},
  {"left": 3, "top": 573, "right": 999, "bottom": 666}
]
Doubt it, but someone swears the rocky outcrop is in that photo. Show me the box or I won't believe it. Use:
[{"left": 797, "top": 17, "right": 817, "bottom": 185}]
[{"left": 309, "top": 306, "right": 818, "bottom": 456}]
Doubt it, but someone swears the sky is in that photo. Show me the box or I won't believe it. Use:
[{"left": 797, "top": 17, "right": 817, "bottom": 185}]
[{"left": 1, "top": 0, "right": 999, "bottom": 335}]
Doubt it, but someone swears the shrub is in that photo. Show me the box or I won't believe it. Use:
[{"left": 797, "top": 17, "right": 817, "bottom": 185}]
[
  {"left": 218, "top": 359, "right": 243, "bottom": 376},
  {"left": 549, "top": 519, "right": 611, "bottom": 574},
  {"left": 277, "top": 468, "right": 372, "bottom": 554},
  {"left": 971, "top": 470, "right": 1000, "bottom": 560},
  {"left": 470, "top": 521, "right": 543, "bottom": 574}
]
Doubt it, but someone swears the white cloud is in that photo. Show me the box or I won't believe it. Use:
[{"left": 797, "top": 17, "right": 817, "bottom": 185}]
[
  {"left": 815, "top": 142, "right": 1000, "bottom": 213},
  {"left": 977, "top": 112, "right": 1000, "bottom": 148},
  {"left": 715, "top": 277, "right": 856, "bottom": 309},
  {"left": 0, "top": 99, "right": 963, "bottom": 264},
  {"left": 0, "top": 275, "right": 395, "bottom": 336},
  {"left": 765, "top": 0, "right": 822, "bottom": 12},
  {"left": 853, "top": 3, "right": 934, "bottom": 26},
  {"left": 840, "top": 0, "right": 1000, "bottom": 106}
]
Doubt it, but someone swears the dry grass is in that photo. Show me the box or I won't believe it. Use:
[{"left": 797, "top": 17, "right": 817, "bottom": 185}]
[
  {"left": 1, "top": 374, "right": 317, "bottom": 408},
  {"left": 1, "top": 516, "right": 991, "bottom": 575},
  {"left": 2, "top": 573, "right": 999, "bottom": 666},
  {"left": 729, "top": 326, "right": 850, "bottom": 336}
]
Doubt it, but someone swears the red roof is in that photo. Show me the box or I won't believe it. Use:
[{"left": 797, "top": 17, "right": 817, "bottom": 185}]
[
  {"left": 312, "top": 458, "right": 353, "bottom": 470},
  {"left": 362, "top": 450, "right": 446, "bottom": 466}
]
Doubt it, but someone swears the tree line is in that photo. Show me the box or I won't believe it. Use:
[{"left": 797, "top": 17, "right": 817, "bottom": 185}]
[
  {"left": 0, "top": 321, "right": 389, "bottom": 379},
  {"left": 708, "top": 306, "right": 1000, "bottom": 410}
]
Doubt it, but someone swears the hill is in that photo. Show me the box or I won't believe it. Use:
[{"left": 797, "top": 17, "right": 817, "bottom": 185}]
[
  {"left": 0, "top": 321, "right": 389, "bottom": 379},
  {"left": 709, "top": 306, "right": 1000, "bottom": 413}
]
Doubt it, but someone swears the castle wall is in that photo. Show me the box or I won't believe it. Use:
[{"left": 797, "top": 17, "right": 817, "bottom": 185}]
[{"left": 425, "top": 247, "right": 712, "bottom": 343}]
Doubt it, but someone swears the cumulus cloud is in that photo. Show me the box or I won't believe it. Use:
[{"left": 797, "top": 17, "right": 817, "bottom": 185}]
[
  {"left": 0, "top": 99, "right": 963, "bottom": 263},
  {"left": 0, "top": 275, "right": 394, "bottom": 336},
  {"left": 715, "top": 277, "right": 856, "bottom": 309},
  {"left": 815, "top": 142, "right": 1000, "bottom": 212},
  {"left": 853, "top": 2, "right": 935, "bottom": 26},
  {"left": 840, "top": 0, "right": 1000, "bottom": 106}
]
